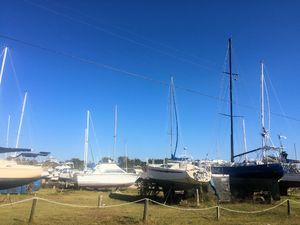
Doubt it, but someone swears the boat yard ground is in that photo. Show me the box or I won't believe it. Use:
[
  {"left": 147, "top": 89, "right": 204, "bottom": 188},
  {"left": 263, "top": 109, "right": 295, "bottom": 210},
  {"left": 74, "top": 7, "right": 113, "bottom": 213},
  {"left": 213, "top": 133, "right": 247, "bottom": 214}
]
[{"left": 0, "top": 188, "right": 299, "bottom": 225}]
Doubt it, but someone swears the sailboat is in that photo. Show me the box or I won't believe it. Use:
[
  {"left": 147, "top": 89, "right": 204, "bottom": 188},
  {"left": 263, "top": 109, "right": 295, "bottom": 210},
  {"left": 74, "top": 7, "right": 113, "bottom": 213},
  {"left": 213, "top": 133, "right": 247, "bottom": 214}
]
[
  {"left": 0, "top": 47, "right": 44, "bottom": 190},
  {"left": 145, "top": 77, "right": 211, "bottom": 191},
  {"left": 211, "top": 38, "right": 284, "bottom": 200},
  {"left": 75, "top": 107, "right": 139, "bottom": 189}
]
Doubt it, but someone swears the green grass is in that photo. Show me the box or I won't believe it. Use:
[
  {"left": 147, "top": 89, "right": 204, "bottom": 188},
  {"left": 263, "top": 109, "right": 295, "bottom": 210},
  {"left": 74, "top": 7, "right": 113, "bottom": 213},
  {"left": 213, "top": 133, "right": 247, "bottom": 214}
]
[{"left": 0, "top": 188, "right": 299, "bottom": 225}]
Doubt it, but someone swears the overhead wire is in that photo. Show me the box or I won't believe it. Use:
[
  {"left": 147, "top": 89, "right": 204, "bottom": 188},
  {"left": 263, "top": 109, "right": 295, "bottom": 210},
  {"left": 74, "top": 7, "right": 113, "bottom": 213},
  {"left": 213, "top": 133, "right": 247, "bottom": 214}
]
[
  {"left": 46, "top": 0, "right": 220, "bottom": 68},
  {"left": 23, "top": 0, "right": 221, "bottom": 73},
  {"left": 0, "top": 34, "right": 299, "bottom": 123}
]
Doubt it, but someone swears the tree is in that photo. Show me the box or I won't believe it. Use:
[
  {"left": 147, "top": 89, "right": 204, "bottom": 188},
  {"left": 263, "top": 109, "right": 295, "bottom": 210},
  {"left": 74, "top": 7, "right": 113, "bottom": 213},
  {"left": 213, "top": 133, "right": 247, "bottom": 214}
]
[{"left": 68, "top": 158, "right": 84, "bottom": 170}]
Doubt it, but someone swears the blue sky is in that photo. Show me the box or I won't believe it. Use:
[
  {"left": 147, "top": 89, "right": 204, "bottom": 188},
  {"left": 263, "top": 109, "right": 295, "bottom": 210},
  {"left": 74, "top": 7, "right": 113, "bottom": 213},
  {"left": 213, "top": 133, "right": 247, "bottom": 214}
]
[{"left": 0, "top": 0, "right": 300, "bottom": 162}]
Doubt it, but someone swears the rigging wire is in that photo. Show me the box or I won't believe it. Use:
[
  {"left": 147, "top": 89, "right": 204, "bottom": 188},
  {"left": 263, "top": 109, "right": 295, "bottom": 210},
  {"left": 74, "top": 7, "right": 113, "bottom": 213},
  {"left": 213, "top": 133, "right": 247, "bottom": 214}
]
[
  {"left": 88, "top": 143, "right": 95, "bottom": 164},
  {"left": 7, "top": 50, "right": 34, "bottom": 148},
  {"left": 89, "top": 113, "right": 101, "bottom": 159},
  {"left": 264, "top": 64, "right": 295, "bottom": 133},
  {"left": 211, "top": 45, "right": 230, "bottom": 159},
  {"left": 0, "top": 34, "right": 300, "bottom": 123}
]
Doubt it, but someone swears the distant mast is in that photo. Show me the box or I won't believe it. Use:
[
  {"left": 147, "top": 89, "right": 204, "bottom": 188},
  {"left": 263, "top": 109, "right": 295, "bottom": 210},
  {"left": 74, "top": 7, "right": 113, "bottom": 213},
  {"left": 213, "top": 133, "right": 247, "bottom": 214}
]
[
  {"left": 84, "top": 110, "right": 90, "bottom": 171},
  {"left": 0, "top": 47, "right": 8, "bottom": 85},
  {"left": 113, "top": 105, "right": 118, "bottom": 161},
  {"left": 125, "top": 140, "right": 128, "bottom": 172},
  {"left": 16, "top": 92, "right": 28, "bottom": 148},
  {"left": 6, "top": 115, "right": 10, "bottom": 147},
  {"left": 229, "top": 38, "right": 234, "bottom": 163}
]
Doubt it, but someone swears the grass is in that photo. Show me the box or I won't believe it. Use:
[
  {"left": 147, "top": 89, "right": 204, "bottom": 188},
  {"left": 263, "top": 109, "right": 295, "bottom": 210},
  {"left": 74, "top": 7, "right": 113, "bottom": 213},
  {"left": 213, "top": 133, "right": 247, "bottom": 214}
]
[{"left": 0, "top": 188, "right": 299, "bottom": 225}]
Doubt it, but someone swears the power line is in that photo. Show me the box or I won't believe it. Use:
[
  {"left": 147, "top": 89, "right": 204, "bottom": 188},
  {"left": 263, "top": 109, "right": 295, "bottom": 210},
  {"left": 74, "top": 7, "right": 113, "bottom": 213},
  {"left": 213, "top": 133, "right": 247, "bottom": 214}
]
[{"left": 0, "top": 33, "right": 299, "bottom": 123}]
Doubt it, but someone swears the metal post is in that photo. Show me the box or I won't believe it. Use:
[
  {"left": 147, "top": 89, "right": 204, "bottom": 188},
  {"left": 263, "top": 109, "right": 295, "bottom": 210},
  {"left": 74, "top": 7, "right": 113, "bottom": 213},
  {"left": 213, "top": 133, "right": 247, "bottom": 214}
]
[
  {"left": 287, "top": 199, "right": 291, "bottom": 216},
  {"left": 143, "top": 198, "right": 149, "bottom": 223},
  {"left": 29, "top": 198, "right": 38, "bottom": 223}
]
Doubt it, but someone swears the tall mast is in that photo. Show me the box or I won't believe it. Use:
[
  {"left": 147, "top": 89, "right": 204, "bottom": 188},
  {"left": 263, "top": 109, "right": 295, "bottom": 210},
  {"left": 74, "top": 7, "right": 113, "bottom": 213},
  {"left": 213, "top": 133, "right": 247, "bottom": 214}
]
[
  {"left": 260, "top": 62, "right": 267, "bottom": 148},
  {"left": 6, "top": 115, "right": 11, "bottom": 147},
  {"left": 84, "top": 110, "right": 90, "bottom": 171},
  {"left": 242, "top": 119, "right": 248, "bottom": 161},
  {"left": 0, "top": 47, "right": 8, "bottom": 86},
  {"left": 229, "top": 38, "right": 234, "bottom": 163},
  {"left": 113, "top": 105, "right": 118, "bottom": 161},
  {"left": 16, "top": 92, "right": 27, "bottom": 148}
]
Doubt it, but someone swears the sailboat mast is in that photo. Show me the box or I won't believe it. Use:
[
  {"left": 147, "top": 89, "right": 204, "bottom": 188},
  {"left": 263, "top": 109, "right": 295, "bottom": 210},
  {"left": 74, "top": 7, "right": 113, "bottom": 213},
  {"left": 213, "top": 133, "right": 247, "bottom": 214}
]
[
  {"left": 242, "top": 119, "right": 248, "bottom": 161},
  {"left": 84, "top": 110, "right": 90, "bottom": 171},
  {"left": 229, "top": 38, "right": 234, "bottom": 163},
  {"left": 294, "top": 143, "right": 297, "bottom": 161},
  {"left": 6, "top": 115, "right": 10, "bottom": 147},
  {"left": 261, "top": 62, "right": 266, "bottom": 148},
  {"left": 16, "top": 92, "right": 27, "bottom": 148},
  {"left": 113, "top": 105, "right": 118, "bottom": 161},
  {"left": 125, "top": 140, "right": 128, "bottom": 172},
  {"left": 0, "top": 47, "right": 8, "bottom": 86}
]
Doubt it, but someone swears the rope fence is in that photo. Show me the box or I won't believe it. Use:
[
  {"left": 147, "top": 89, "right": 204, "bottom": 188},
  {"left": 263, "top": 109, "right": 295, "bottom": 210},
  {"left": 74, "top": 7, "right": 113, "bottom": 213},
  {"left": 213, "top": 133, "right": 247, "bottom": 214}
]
[
  {"left": 0, "top": 196, "right": 299, "bottom": 223},
  {"left": 0, "top": 197, "right": 35, "bottom": 208}
]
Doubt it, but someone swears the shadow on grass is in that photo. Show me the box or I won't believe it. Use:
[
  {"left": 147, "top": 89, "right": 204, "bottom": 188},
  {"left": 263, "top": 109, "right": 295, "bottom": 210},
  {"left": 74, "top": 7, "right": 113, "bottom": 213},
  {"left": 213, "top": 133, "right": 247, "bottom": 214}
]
[{"left": 109, "top": 192, "right": 165, "bottom": 203}]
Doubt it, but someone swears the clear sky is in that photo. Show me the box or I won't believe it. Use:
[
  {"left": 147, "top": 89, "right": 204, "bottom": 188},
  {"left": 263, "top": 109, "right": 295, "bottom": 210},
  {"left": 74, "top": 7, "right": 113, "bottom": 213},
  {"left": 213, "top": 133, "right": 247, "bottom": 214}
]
[{"left": 1, "top": 0, "right": 300, "bottom": 162}]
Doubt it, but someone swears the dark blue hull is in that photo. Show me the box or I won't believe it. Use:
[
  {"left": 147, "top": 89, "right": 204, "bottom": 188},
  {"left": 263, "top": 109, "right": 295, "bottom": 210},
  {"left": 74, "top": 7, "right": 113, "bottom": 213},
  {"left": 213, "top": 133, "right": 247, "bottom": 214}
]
[
  {"left": 212, "top": 163, "right": 284, "bottom": 200},
  {"left": 212, "top": 163, "right": 284, "bottom": 179}
]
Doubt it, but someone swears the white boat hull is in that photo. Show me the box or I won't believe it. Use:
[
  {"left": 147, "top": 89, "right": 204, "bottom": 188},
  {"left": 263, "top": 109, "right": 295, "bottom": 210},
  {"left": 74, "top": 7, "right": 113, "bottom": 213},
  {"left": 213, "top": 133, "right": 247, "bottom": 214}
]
[
  {"left": 76, "top": 173, "right": 139, "bottom": 188},
  {"left": 146, "top": 165, "right": 211, "bottom": 190}
]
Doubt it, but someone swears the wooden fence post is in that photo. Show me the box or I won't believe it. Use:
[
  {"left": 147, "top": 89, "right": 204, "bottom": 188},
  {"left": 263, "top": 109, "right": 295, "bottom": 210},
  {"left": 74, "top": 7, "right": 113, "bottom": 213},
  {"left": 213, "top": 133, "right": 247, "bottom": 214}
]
[
  {"left": 196, "top": 189, "right": 200, "bottom": 206},
  {"left": 97, "top": 194, "right": 103, "bottom": 208},
  {"left": 287, "top": 199, "right": 291, "bottom": 216},
  {"left": 143, "top": 198, "right": 149, "bottom": 223},
  {"left": 28, "top": 198, "right": 38, "bottom": 223},
  {"left": 216, "top": 206, "right": 220, "bottom": 220}
]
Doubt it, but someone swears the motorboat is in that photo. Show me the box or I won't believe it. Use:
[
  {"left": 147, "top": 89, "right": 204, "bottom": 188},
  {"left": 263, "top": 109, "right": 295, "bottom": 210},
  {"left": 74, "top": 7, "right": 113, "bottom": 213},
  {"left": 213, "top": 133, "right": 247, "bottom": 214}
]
[
  {"left": 75, "top": 162, "right": 139, "bottom": 189},
  {"left": 0, "top": 159, "right": 43, "bottom": 190}
]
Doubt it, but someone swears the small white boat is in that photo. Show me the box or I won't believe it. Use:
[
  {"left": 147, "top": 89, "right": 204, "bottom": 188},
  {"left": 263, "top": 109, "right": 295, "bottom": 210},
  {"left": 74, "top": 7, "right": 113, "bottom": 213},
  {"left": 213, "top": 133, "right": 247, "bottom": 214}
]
[{"left": 75, "top": 162, "right": 139, "bottom": 189}]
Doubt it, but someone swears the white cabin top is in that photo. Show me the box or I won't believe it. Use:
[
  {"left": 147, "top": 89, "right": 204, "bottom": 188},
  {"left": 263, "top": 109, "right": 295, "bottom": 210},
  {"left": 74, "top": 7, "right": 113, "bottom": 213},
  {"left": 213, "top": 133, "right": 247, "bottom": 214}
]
[{"left": 93, "top": 163, "right": 126, "bottom": 174}]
